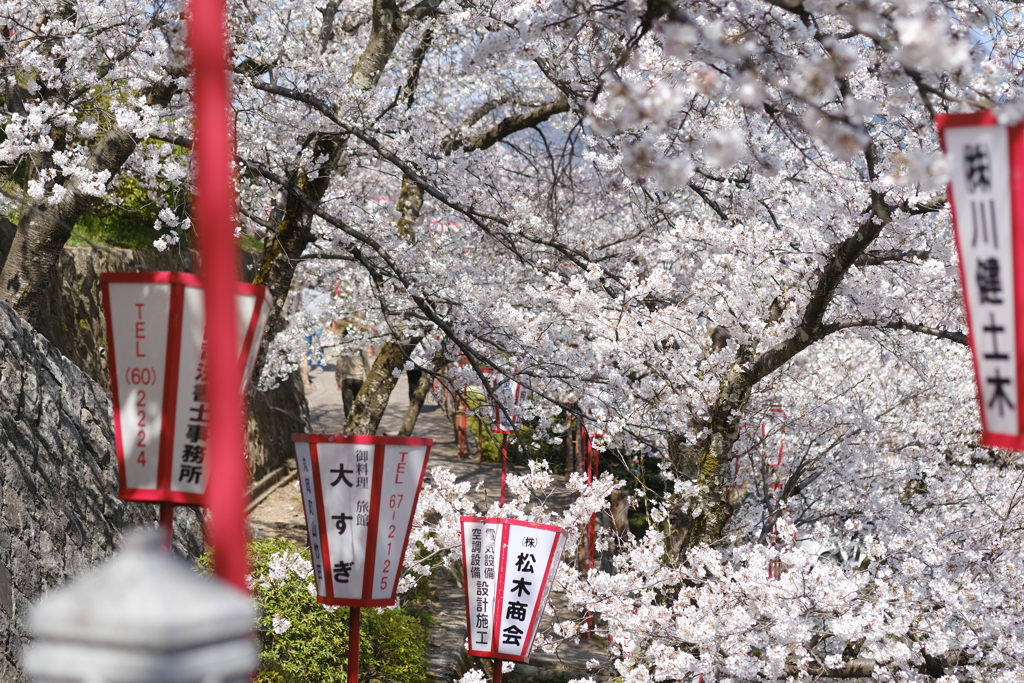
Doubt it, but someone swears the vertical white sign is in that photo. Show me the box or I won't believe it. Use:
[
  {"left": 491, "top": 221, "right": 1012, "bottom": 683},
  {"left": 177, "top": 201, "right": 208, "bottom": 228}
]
[
  {"left": 493, "top": 379, "right": 521, "bottom": 433},
  {"left": 170, "top": 286, "right": 208, "bottom": 494},
  {"left": 496, "top": 524, "right": 559, "bottom": 660},
  {"left": 293, "top": 435, "right": 433, "bottom": 606},
  {"left": 464, "top": 519, "right": 500, "bottom": 654},
  {"left": 237, "top": 292, "right": 272, "bottom": 393},
  {"left": 462, "top": 518, "right": 564, "bottom": 662},
  {"left": 372, "top": 442, "right": 429, "bottom": 598},
  {"left": 319, "top": 442, "right": 373, "bottom": 600},
  {"left": 946, "top": 125, "right": 1019, "bottom": 435},
  {"left": 106, "top": 282, "right": 171, "bottom": 489},
  {"left": 612, "top": 628, "right": 635, "bottom": 660},
  {"left": 294, "top": 441, "right": 326, "bottom": 595}
]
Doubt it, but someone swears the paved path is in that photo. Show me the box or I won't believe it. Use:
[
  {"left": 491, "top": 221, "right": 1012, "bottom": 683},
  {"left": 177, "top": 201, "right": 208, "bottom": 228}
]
[{"left": 249, "top": 366, "right": 611, "bottom": 682}]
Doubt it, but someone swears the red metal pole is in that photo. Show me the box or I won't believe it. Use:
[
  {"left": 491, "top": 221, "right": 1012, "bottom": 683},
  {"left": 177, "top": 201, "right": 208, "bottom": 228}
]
[
  {"left": 348, "top": 607, "right": 361, "bottom": 682},
  {"left": 460, "top": 411, "right": 467, "bottom": 459},
  {"left": 499, "top": 433, "right": 508, "bottom": 507},
  {"left": 159, "top": 502, "right": 174, "bottom": 551},
  {"left": 186, "top": 0, "right": 248, "bottom": 591},
  {"left": 589, "top": 434, "right": 597, "bottom": 573},
  {"left": 584, "top": 426, "right": 595, "bottom": 637},
  {"left": 493, "top": 658, "right": 502, "bottom": 683}
]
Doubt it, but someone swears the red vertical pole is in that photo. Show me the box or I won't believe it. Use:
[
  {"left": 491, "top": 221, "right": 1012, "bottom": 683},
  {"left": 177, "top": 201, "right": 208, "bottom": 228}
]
[
  {"left": 456, "top": 399, "right": 467, "bottom": 460},
  {"left": 499, "top": 433, "right": 508, "bottom": 507},
  {"left": 159, "top": 502, "right": 175, "bottom": 551},
  {"left": 185, "top": 0, "right": 248, "bottom": 590},
  {"left": 348, "top": 607, "right": 361, "bottom": 682},
  {"left": 493, "top": 659, "right": 502, "bottom": 683},
  {"left": 583, "top": 425, "right": 595, "bottom": 636},
  {"left": 588, "top": 434, "right": 597, "bottom": 573}
]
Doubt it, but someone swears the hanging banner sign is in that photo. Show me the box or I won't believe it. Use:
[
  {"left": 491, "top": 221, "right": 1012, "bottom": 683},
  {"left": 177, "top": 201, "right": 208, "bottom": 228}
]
[
  {"left": 938, "top": 112, "right": 1024, "bottom": 450},
  {"left": 492, "top": 378, "right": 522, "bottom": 434},
  {"left": 100, "top": 272, "right": 272, "bottom": 504},
  {"left": 292, "top": 434, "right": 433, "bottom": 607},
  {"left": 460, "top": 517, "right": 566, "bottom": 663}
]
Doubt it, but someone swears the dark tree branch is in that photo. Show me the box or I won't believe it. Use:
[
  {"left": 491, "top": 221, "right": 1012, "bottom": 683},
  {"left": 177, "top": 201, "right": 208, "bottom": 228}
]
[
  {"left": 444, "top": 95, "right": 570, "bottom": 153},
  {"left": 0, "top": 126, "right": 137, "bottom": 325},
  {"left": 854, "top": 249, "right": 931, "bottom": 266},
  {"left": 821, "top": 318, "right": 967, "bottom": 345}
]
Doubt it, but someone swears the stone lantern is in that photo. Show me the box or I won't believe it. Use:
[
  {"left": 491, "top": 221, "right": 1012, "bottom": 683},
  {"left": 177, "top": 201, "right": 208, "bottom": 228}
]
[{"left": 23, "top": 530, "right": 257, "bottom": 683}]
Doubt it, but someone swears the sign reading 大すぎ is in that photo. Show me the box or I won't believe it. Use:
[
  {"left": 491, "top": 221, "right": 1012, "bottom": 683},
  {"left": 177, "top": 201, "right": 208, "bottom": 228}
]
[{"left": 292, "top": 434, "right": 432, "bottom": 606}]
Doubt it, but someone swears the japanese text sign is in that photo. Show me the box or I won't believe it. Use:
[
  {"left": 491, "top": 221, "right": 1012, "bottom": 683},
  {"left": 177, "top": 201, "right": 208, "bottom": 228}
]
[
  {"left": 938, "top": 113, "right": 1024, "bottom": 449},
  {"left": 460, "top": 517, "right": 566, "bottom": 662},
  {"left": 292, "top": 434, "right": 432, "bottom": 607},
  {"left": 492, "top": 378, "right": 522, "bottom": 434},
  {"left": 101, "top": 272, "right": 272, "bottom": 504}
]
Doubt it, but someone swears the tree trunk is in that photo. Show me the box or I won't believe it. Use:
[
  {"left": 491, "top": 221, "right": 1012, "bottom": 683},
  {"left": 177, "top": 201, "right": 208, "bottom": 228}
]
[
  {"left": 398, "top": 367, "right": 432, "bottom": 436},
  {"left": 345, "top": 337, "right": 423, "bottom": 435},
  {"left": 610, "top": 489, "right": 631, "bottom": 545},
  {"left": 0, "top": 127, "right": 136, "bottom": 327},
  {"left": 251, "top": 133, "right": 345, "bottom": 381}
]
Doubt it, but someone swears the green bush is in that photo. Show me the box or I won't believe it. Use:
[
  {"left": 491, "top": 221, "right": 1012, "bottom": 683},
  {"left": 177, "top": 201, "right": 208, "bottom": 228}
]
[
  {"left": 67, "top": 177, "right": 174, "bottom": 249},
  {"left": 200, "top": 537, "right": 430, "bottom": 683}
]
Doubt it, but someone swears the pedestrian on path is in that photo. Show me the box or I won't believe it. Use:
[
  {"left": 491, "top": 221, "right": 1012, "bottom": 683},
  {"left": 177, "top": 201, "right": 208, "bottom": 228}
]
[{"left": 336, "top": 346, "right": 372, "bottom": 418}]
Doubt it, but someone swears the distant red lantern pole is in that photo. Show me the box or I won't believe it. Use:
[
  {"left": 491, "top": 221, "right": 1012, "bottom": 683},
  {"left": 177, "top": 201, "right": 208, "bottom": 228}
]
[
  {"left": 185, "top": 0, "right": 248, "bottom": 590},
  {"left": 492, "top": 377, "right": 521, "bottom": 506}
]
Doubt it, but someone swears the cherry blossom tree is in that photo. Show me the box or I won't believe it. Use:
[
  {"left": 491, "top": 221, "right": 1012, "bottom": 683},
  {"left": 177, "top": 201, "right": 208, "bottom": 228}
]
[{"left": 5, "top": 0, "right": 1024, "bottom": 679}]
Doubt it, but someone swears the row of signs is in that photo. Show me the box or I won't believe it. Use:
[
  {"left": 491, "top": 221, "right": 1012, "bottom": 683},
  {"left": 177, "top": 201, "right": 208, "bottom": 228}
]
[
  {"left": 289, "top": 435, "right": 566, "bottom": 662},
  {"left": 96, "top": 114, "right": 1014, "bottom": 672},
  {"left": 100, "top": 274, "right": 570, "bottom": 663}
]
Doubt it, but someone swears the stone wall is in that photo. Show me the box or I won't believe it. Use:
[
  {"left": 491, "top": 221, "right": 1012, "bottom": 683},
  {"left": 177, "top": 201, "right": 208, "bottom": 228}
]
[
  {"left": 0, "top": 300, "right": 205, "bottom": 680},
  {"left": 0, "top": 229, "right": 308, "bottom": 483}
]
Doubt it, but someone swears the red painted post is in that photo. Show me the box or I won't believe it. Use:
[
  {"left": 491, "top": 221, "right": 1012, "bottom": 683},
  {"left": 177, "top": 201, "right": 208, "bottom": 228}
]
[
  {"left": 348, "top": 608, "right": 361, "bottom": 682},
  {"left": 493, "top": 659, "right": 502, "bottom": 683},
  {"left": 185, "top": 0, "right": 248, "bottom": 590},
  {"left": 499, "top": 433, "right": 508, "bottom": 507},
  {"left": 458, "top": 407, "right": 468, "bottom": 459},
  {"left": 582, "top": 425, "right": 596, "bottom": 636},
  {"left": 159, "top": 502, "right": 174, "bottom": 551}
]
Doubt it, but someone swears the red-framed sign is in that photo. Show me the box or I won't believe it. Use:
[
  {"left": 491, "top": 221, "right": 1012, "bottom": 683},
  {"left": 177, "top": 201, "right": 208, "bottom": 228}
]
[
  {"left": 292, "top": 434, "right": 433, "bottom": 607},
  {"left": 100, "top": 271, "right": 272, "bottom": 504},
  {"left": 492, "top": 378, "right": 522, "bottom": 434},
  {"left": 460, "top": 516, "right": 566, "bottom": 663},
  {"left": 937, "top": 112, "right": 1024, "bottom": 450}
]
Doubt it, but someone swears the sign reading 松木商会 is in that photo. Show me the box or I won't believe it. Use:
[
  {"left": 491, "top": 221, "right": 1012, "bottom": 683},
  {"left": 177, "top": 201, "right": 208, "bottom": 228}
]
[{"left": 460, "top": 516, "right": 565, "bottom": 663}]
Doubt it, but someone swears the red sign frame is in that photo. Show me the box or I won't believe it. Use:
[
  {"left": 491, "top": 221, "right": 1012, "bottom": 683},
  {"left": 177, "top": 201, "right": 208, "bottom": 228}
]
[
  {"left": 937, "top": 112, "right": 1024, "bottom": 450},
  {"left": 101, "top": 271, "right": 271, "bottom": 504},
  {"left": 292, "top": 434, "right": 433, "bottom": 607}
]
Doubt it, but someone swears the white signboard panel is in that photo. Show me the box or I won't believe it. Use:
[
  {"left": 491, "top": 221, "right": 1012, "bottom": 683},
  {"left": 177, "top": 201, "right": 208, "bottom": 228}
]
[
  {"left": 939, "top": 112, "right": 1024, "bottom": 450},
  {"left": 946, "top": 124, "right": 1019, "bottom": 436},
  {"left": 294, "top": 441, "right": 327, "bottom": 595},
  {"left": 461, "top": 517, "right": 565, "bottom": 663},
  {"left": 105, "top": 282, "right": 172, "bottom": 491},
  {"left": 292, "top": 435, "right": 433, "bottom": 607},
  {"left": 101, "top": 272, "right": 273, "bottom": 504},
  {"left": 372, "top": 443, "right": 429, "bottom": 598}
]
